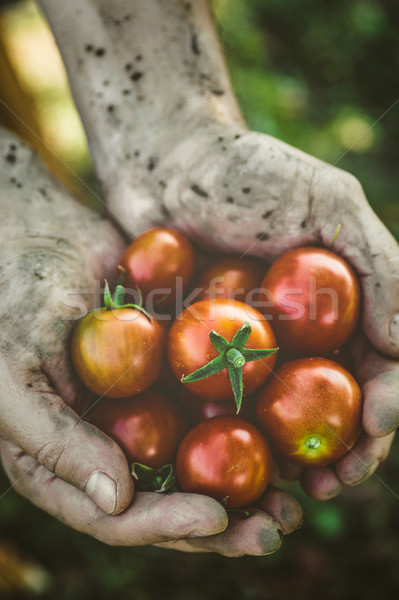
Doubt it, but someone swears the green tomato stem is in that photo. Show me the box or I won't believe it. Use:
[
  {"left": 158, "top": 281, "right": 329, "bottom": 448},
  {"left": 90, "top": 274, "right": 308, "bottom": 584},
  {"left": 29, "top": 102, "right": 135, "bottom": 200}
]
[
  {"left": 112, "top": 284, "right": 126, "bottom": 307},
  {"left": 102, "top": 279, "right": 153, "bottom": 321},
  {"left": 181, "top": 321, "right": 278, "bottom": 412},
  {"left": 116, "top": 265, "right": 126, "bottom": 286},
  {"left": 130, "top": 462, "right": 176, "bottom": 493},
  {"left": 226, "top": 348, "right": 245, "bottom": 368}
]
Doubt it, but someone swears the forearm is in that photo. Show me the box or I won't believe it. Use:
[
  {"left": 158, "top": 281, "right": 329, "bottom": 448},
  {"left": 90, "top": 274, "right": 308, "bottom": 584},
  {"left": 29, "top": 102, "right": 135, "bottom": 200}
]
[
  {"left": 38, "top": 0, "right": 244, "bottom": 178},
  {"left": 37, "top": 0, "right": 325, "bottom": 241},
  {"left": 36, "top": 1, "right": 399, "bottom": 329}
]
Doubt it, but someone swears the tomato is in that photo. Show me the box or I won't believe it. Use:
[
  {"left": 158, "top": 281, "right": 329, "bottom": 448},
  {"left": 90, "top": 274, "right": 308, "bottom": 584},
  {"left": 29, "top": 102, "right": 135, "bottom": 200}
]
[
  {"left": 256, "top": 357, "right": 362, "bottom": 467},
  {"left": 259, "top": 247, "right": 361, "bottom": 354},
  {"left": 118, "top": 227, "right": 195, "bottom": 305},
  {"left": 178, "top": 388, "right": 255, "bottom": 424},
  {"left": 87, "top": 391, "right": 187, "bottom": 468},
  {"left": 194, "top": 256, "right": 266, "bottom": 304},
  {"left": 176, "top": 416, "right": 273, "bottom": 508},
  {"left": 71, "top": 308, "right": 165, "bottom": 398},
  {"left": 167, "top": 299, "right": 277, "bottom": 404}
]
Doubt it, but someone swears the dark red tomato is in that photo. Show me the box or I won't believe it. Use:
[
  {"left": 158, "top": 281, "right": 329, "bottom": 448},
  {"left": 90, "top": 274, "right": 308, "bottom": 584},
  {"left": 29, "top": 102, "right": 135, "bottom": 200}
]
[
  {"left": 118, "top": 227, "right": 195, "bottom": 305},
  {"left": 88, "top": 391, "right": 187, "bottom": 468},
  {"left": 259, "top": 247, "right": 361, "bottom": 354},
  {"left": 178, "top": 388, "right": 255, "bottom": 424},
  {"left": 194, "top": 256, "right": 266, "bottom": 304},
  {"left": 71, "top": 309, "right": 165, "bottom": 398},
  {"left": 168, "top": 299, "right": 277, "bottom": 402},
  {"left": 176, "top": 416, "right": 273, "bottom": 508},
  {"left": 256, "top": 357, "right": 362, "bottom": 467}
]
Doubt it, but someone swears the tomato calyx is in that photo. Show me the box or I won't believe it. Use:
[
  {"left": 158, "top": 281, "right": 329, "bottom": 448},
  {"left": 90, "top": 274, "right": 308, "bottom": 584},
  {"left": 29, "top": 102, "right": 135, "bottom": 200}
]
[
  {"left": 102, "top": 280, "right": 153, "bottom": 321},
  {"left": 181, "top": 322, "right": 278, "bottom": 413},
  {"left": 130, "top": 462, "right": 177, "bottom": 493}
]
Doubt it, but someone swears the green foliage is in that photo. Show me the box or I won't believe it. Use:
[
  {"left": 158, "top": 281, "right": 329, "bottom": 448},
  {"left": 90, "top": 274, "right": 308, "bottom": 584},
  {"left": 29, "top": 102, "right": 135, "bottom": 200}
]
[{"left": 213, "top": 0, "right": 399, "bottom": 237}]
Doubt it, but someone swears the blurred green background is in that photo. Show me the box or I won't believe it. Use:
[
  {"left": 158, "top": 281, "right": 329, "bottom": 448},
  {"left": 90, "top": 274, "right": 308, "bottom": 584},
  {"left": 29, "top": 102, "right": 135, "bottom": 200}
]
[{"left": 0, "top": 0, "right": 398, "bottom": 598}]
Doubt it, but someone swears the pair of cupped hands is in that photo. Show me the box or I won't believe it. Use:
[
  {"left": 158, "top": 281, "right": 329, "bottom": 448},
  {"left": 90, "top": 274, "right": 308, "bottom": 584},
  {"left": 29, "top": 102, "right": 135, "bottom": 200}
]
[{"left": 0, "top": 119, "right": 398, "bottom": 557}]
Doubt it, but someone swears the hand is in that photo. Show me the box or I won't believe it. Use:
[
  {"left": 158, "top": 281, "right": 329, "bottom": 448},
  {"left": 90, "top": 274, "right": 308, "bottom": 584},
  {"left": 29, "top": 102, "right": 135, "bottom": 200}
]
[
  {"left": 107, "top": 123, "right": 399, "bottom": 499},
  {"left": 159, "top": 136, "right": 399, "bottom": 499},
  {"left": 0, "top": 128, "right": 302, "bottom": 556},
  {"left": 38, "top": 0, "right": 398, "bottom": 502}
]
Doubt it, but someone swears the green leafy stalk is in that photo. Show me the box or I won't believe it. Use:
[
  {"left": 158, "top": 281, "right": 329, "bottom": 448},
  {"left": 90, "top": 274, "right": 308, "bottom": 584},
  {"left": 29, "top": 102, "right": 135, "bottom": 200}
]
[
  {"left": 181, "top": 355, "right": 226, "bottom": 383},
  {"left": 181, "top": 321, "right": 278, "bottom": 412},
  {"left": 209, "top": 329, "right": 229, "bottom": 353},
  {"left": 241, "top": 348, "right": 279, "bottom": 362},
  {"left": 130, "top": 462, "right": 176, "bottom": 493},
  {"left": 330, "top": 224, "right": 341, "bottom": 248},
  {"left": 230, "top": 322, "right": 252, "bottom": 350},
  {"left": 227, "top": 364, "right": 243, "bottom": 413},
  {"left": 116, "top": 264, "right": 127, "bottom": 286},
  {"left": 102, "top": 280, "right": 153, "bottom": 321}
]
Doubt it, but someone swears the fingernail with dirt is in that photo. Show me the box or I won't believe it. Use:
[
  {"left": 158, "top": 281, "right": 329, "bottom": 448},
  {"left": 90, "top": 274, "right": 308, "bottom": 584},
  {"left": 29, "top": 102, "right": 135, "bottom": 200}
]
[
  {"left": 258, "top": 526, "right": 283, "bottom": 555},
  {"left": 350, "top": 460, "right": 379, "bottom": 486}
]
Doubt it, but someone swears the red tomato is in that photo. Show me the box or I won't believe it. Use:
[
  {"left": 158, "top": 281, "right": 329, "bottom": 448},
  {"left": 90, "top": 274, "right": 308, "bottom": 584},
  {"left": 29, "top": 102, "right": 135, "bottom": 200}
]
[
  {"left": 178, "top": 388, "right": 255, "bottom": 424},
  {"left": 167, "top": 299, "right": 277, "bottom": 402},
  {"left": 256, "top": 357, "right": 362, "bottom": 467},
  {"left": 194, "top": 256, "right": 266, "bottom": 304},
  {"left": 87, "top": 391, "right": 186, "bottom": 468},
  {"left": 176, "top": 416, "right": 273, "bottom": 508},
  {"left": 118, "top": 227, "right": 195, "bottom": 305},
  {"left": 71, "top": 309, "right": 165, "bottom": 398},
  {"left": 259, "top": 247, "right": 361, "bottom": 354}
]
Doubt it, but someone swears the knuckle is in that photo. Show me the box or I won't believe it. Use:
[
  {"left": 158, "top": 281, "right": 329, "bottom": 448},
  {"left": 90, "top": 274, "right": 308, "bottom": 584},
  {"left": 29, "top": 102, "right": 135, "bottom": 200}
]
[
  {"left": 33, "top": 399, "right": 78, "bottom": 475},
  {"left": 35, "top": 439, "right": 66, "bottom": 474},
  {"left": 341, "top": 170, "right": 362, "bottom": 193},
  {"left": 337, "top": 170, "right": 365, "bottom": 207}
]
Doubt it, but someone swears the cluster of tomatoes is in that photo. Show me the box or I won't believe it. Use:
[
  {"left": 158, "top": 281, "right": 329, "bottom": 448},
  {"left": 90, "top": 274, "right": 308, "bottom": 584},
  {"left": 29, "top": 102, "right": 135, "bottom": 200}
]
[{"left": 71, "top": 227, "right": 362, "bottom": 509}]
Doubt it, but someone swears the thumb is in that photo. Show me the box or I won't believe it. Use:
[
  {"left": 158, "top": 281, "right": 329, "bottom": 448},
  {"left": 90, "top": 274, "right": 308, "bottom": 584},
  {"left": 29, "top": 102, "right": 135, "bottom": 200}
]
[
  {"left": 315, "top": 171, "right": 399, "bottom": 358},
  {"left": 0, "top": 361, "right": 134, "bottom": 515}
]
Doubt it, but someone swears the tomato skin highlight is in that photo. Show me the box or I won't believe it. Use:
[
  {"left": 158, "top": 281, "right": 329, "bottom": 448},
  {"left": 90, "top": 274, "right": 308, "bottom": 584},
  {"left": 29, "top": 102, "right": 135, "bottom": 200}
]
[
  {"left": 87, "top": 391, "right": 187, "bottom": 468},
  {"left": 256, "top": 357, "right": 362, "bottom": 467},
  {"left": 194, "top": 256, "right": 266, "bottom": 304},
  {"left": 118, "top": 227, "right": 195, "bottom": 305},
  {"left": 259, "top": 247, "right": 361, "bottom": 354},
  {"left": 176, "top": 416, "right": 273, "bottom": 508},
  {"left": 71, "top": 308, "right": 165, "bottom": 398},
  {"left": 167, "top": 299, "right": 277, "bottom": 402}
]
